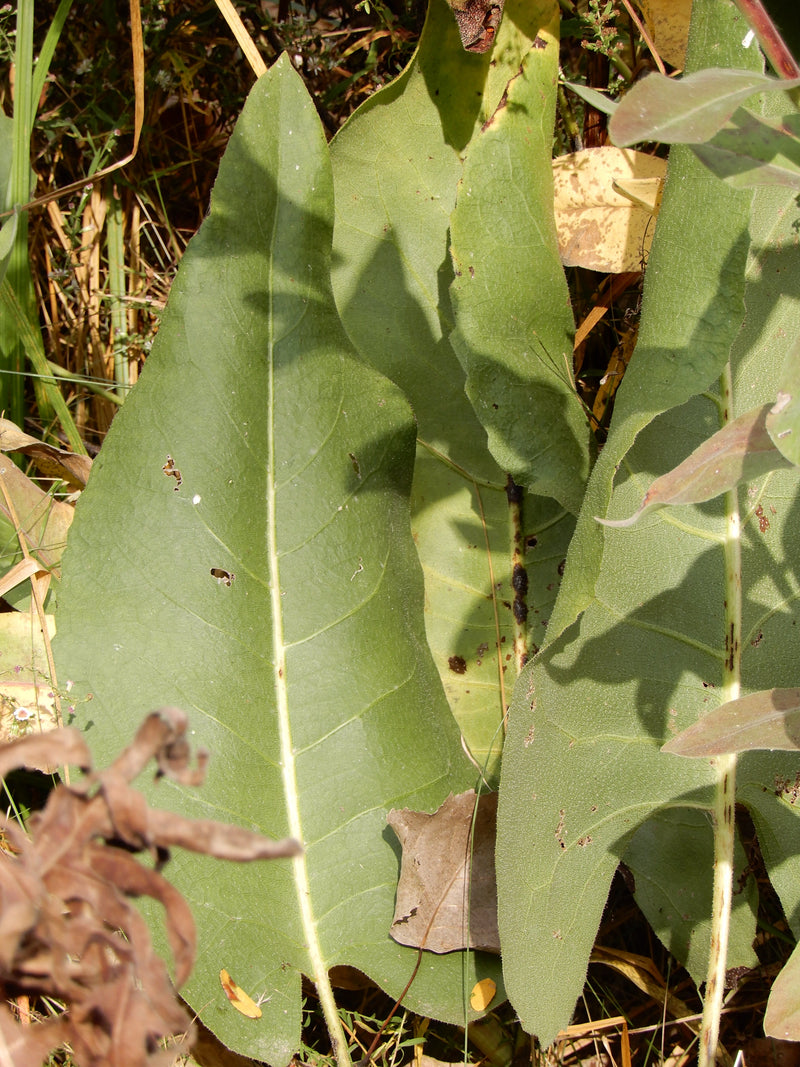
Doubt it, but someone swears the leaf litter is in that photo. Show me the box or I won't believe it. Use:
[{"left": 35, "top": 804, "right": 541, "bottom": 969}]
[{"left": 0, "top": 706, "right": 301, "bottom": 1066}]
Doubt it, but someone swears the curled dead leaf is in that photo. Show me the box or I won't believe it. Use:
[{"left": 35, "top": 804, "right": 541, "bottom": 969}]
[
  {"left": 0, "top": 418, "right": 92, "bottom": 491},
  {"left": 0, "top": 708, "right": 301, "bottom": 1066}
]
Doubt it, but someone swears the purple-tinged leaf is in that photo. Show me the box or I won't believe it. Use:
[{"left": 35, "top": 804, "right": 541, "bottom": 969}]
[
  {"left": 610, "top": 68, "right": 800, "bottom": 148},
  {"left": 766, "top": 337, "right": 800, "bottom": 466},
  {"left": 691, "top": 109, "right": 800, "bottom": 190},
  {"left": 598, "top": 404, "right": 793, "bottom": 528},
  {"left": 663, "top": 689, "right": 800, "bottom": 756},
  {"left": 765, "top": 941, "right": 800, "bottom": 1041}
]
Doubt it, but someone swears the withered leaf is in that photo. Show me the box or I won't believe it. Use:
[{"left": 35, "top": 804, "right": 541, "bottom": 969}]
[
  {"left": 0, "top": 708, "right": 302, "bottom": 1066},
  {"left": 0, "top": 417, "right": 92, "bottom": 491},
  {"left": 447, "top": 0, "right": 505, "bottom": 53},
  {"left": 387, "top": 790, "right": 499, "bottom": 954},
  {"left": 220, "top": 968, "right": 263, "bottom": 1019}
]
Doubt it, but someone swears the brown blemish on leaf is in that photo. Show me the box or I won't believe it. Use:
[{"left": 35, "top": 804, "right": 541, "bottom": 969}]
[
  {"left": 211, "top": 567, "right": 235, "bottom": 586},
  {"left": 448, "top": 655, "right": 467, "bottom": 674}
]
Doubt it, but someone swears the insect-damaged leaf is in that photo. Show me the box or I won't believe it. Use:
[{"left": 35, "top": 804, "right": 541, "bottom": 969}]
[
  {"left": 598, "top": 403, "right": 793, "bottom": 528},
  {"left": 387, "top": 791, "right": 500, "bottom": 954},
  {"left": 663, "top": 688, "right": 800, "bottom": 756}
]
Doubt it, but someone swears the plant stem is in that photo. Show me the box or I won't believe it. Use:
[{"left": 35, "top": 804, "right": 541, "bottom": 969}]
[
  {"left": 698, "top": 365, "right": 742, "bottom": 1067},
  {"left": 731, "top": 0, "right": 800, "bottom": 80}
]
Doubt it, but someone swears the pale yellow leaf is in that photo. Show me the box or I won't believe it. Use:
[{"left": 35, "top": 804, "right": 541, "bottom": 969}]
[
  {"left": 638, "top": 0, "right": 693, "bottom": 69},
  {"left": 553, "top": 147, "right": 666, "bottom": 273}
]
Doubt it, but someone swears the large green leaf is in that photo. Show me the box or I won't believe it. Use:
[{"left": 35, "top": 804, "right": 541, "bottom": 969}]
[
  {"left": 495, "top": 0, "right": 800, "bottom": 1046},
  {"left": 53, "top": 58, "right": 499, "bottom": 1064},
  {"left": 548, "top": 3, "right": 763, "bottom": 638},
  {"left": 449, "top": 7, "right": 593, "bottom": 515},
  {"left": 331, "top": 0, "right": 574, "bottom": 782}
]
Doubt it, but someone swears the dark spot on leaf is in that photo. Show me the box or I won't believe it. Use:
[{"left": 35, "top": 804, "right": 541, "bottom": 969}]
[
  {"left": 210, "top": 568, "right": 235, "bottom": 587},
  {"left": 525, "top": 535, "right": 538, "bottom": 550},
  {"left": 348, "top": 452, "right": 361, "bottom": 479},
  {"left": 505, "top": 475, "right": 523, "bottom": 505},
  {"left": 392, "top": 906, "right": 418, "bottom": 926},
  {"left": 532, "top": 33, "right": 546, "bottom": 48},
  {"left": 513, "top": 600, "right": 528, "bottom": 624},
  {"left": 511, "top": 564, "right": 528, "bottom": 596},
  {"left": 448, "top": 655, "right": 467, "bottom": 674},
  {"left": 557, "top": 559, "right": 566, "bottom": 576},
  {"left": 751, "top": 631, "right": 764, "bottom": 647},
  {"left": 469, "top": 266, "right": 475, "bottom": 278}
]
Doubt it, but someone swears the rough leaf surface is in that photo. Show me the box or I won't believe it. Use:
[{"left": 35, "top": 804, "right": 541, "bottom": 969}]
[{"left": 54, "top": 58, "right": 490, "bottom": 1063}]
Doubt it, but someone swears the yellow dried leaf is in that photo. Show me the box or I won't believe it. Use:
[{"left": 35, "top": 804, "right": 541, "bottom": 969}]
[
  {"left": 470, "top": 977, "right": 496, "bottom": 1011},
  {"left": 219, "top": 968, "right": 262, "bottom": 1019},
  {"left": 553, "top": 147, "right": 666, "bottom": 273},
  {"left": 638, "top": 0, "right": 693, "bottom": 69}
]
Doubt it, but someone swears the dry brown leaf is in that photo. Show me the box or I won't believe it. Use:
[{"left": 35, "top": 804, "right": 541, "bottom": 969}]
[
  {"left": 387, "top": 790, "right": 499, "bottom": 954},
  {"left": 0, "top": 707, "right": 302, "bottom": 1066},
  {"left": 0, "top": 613, "right": 59, "bottom": 750},
  {"left": 0, "top": 462, "right": 74, "bottom": 591},
  {"left": 0, "top": 418, "right": 92, "bottom": 491},
  {"left": 638, "top": 0, "right": 693, "bottom": 69},
  {"left": 553, "top": 147, "right": 666, "bottom": 273}
]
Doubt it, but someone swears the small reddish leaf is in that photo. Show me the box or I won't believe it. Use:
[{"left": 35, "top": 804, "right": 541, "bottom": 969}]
[
  {"left": 610, "top": 68, "right": 800, "bottom": 148},
  {"left": 765, "top": 942, "right": 800, "bottom": 1041},
  {"left": 663, "top": 688, "right": 800, "bottom": 757},
  {"left": 766, "top": 336, "right": 800, "bottom": 466},
  {"left": 598, "top": 404, "right": 793, "bottom": 528},
  {"left": 220, "top": 968, "right": 262, "bottom": 1019}
]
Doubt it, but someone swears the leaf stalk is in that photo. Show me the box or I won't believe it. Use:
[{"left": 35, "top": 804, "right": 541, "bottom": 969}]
[{"left": 698, "top": 365, "right": 742, "bottom": 1067}]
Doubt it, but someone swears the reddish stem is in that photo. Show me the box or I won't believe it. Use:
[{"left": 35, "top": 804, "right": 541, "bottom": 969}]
[{"left": 732, "top": 0, "right": 800, "bottom": 78}]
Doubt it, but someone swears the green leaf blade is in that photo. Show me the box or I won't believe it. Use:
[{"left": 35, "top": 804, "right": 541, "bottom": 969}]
[
  {"left": 449, "top": 13, "right": 594, "bottom": 514},
  {"left": 331, "top": 0, "right": 575, "bottom": 781},
  {"left": 54, "top": 57, "right": 487, "bottom": 1063}
]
